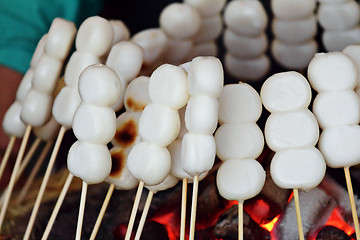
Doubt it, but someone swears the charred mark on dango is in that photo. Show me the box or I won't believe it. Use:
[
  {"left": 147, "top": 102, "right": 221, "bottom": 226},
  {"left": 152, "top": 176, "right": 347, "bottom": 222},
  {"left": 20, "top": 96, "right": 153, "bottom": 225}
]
[{"left": 114, "top": 119, "right": 138, "bottom": 148}]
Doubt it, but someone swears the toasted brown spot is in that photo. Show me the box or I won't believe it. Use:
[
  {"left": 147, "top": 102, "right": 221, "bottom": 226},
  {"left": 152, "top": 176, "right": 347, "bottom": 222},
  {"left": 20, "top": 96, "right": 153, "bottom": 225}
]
[
  {"left": 110, "top": 149, "right": 126, "bottom": 177},
  {"left": 126, "top": 98, "right": 146, "bottom": 112},
  {"left": 114, "top": 119, "right": 138, "bottom": 148}
]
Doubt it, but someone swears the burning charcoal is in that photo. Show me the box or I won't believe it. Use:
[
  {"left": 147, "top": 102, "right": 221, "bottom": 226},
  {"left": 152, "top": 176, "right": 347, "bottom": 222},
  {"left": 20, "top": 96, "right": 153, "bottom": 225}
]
[
  {"left": 316, "top": 226, "right": 351, "bottom": 240},
  {"left": 245, "top": 148, "right": 292, "bottom": 224},
  {"left": 273, "top": 187, "right": 337, "bottom": 240},
  {"left": 214, "top": 204, "right": 271, "bottom": 240},
  {"left": 197, "top": 180, "right": 228, "bottom": 227},
  {"left": 140, "top": 221, "right": 169, "bottom": 240},
  {"left": 319, "top": 174, "right": 360, "bottom": 224}
]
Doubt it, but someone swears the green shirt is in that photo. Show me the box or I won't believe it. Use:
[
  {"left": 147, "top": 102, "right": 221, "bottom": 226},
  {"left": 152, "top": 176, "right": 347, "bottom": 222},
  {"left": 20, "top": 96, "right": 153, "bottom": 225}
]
[{"left": 0, "top": 0, "right": 103, "bottom": 74}]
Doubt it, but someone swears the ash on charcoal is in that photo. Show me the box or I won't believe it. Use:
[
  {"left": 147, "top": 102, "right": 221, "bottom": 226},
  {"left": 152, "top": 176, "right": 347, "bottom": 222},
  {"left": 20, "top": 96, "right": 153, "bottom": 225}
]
[
  {"left": 214, "top": 204, "right": 271, "bottom": 240},
  {"left": 273, "top": 187, "right": 337, "bottom": 240},
  {"left": 316, "top": 226, "right": 351, "bottom": 240},
  {"left": 319, "top": 174, "right": 360, "bottom": 224}
]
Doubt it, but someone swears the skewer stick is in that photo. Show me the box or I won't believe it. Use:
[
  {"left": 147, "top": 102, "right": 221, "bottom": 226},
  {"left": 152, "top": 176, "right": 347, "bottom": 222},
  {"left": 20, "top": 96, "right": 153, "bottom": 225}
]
[
  {"left": 180, "top": 178, "right": 188, "bottom": 240},
  {"left": 76, "top": 181, "right": 88, "bottom": 240},
  {"left": 134, "top": 191, "right": 154, "bottom": 240},
  {"left": 41, "top": 173, "right": 74, "bottom": 240},
  {"left": 293, "top": 188, "right": 304, "bottom": 240},
  {"left": 0, "top": 125, "right": 32, "bottom": 231},
  {"left": 23, "top": 126, "right": 66, "bottom": 240},
  {"left": 0, "top": 136, "right": 16, "bottom": 182},
  {"left": 17, "top": 140, "right": 53, "bottom": 205},
  {"left": 189, "top": 175, "right": 199, "bottom": 240},
  {"left": 89, "top": 183, "right": 115, "bottom": 240},
  {"left": 17, "top": 138, "right": 42, "bottom": 180},
  {"left": 125, "top": 181, "right": 144, "bottom": 240},
  {"left": 0, "top": 138, "right": 42, "bottom": 207},
  {"left": 238, "top": 201, "right": 243, "bottom": 240},
  {"left": 344, "top": 167, "right": 360, "bottom": 239}
]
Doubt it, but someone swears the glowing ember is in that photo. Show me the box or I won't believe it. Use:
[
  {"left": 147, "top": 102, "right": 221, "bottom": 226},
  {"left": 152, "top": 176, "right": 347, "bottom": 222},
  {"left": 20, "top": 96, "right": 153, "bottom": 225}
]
[
  {"left": 324, "top": 207, "right": 355, "bottom": 236},
  {"left": 261, "top": 215, "right": 280, "bottom": 232}
]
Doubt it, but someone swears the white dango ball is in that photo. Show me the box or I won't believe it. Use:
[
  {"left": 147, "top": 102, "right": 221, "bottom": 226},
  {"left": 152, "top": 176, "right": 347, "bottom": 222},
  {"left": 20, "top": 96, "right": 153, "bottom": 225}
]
[
  {"left": 32, "top": 55, "right": 62, "bottom": 94},
  {"left": 188, "top": 56, "right": 224, "bottom": 98},
  {"left": 193, "top": 14, "right": 223, "bottom": 43},
  {"left": 185, "top": 0, "right": 226, "bottom": 17},
  {"left": 16, "top": 70, "right": 33, "bottom": 104},
  {"left": 52, "top": 87, "right": 82, "bottom": 129},
  {"left": 322, "top": 27, "right": 360, "bottom": 52},
  {"left": 318, "top": 1, "right": 360, "bottom": 31},
  {"left": 30, "top": 34, "right": 47, "bottom": 68},
  {"left": 45, "top": 18, "right": 76, "bottom": 61},
  {"left": 124, "top": 76, "right": 150, "bottom": 112},
  {"left": 261, "top": 71, "right": 311, "bottom": 113},
  {"left": 185, "top": 95, "right": 219, "bottom": 134},
  {"left": 271, "top": 39, "right": 318, "bottom": 70},
  {"left": 308, "top": 52, "right": 357, "bottom": 92},
  {"left": 217, "top": 159, "right": 265, "bottom": 202},
  {"left": 168, "top": 139, "right": 208, "bottom": 181},
  {"left": 139, "top": 103, "right": 180, "bottom": 147},
  {"left": 163, "top": 38, "right": 193, "bottom": 63},
  {"left": 127, "top": 142, "right": 171, "bottom": 186},
  {"left": 265, "top": 109, "right": 319, "bottom": 151},
  {"left": 160, "top": 3, "right": 201, "bottom": 39},
  {"left": 33, "top": 117, "right": 60, "bottom": 141},
  {"left": 319, "top": 126, "right": 360, "bottom": 168},
  {"left": 181, "top": 133, "right": 216, "bottom": 176},
  {"left": 64, "top": 52, "right": 101, "bottom": 88},
  {"left": 106, "top": 41, "right": 144, "bottom": 82},
  {"left": 225, "top": 53, "right": 270, "bottom": 82},
  {"left": 149, "top": 64, "right": 189, "bottom": 109},
  {"left": 313, "top": 91, "right": 360, "bottom": 129},
  {"left": 224, "top": 0, "right": 267, "bottom": 37},
  {"left": 169, "top": 139, "right": 191, "bottom": 179},
  {"left": 72, "top": 103, "right": 116, "bottom": 144},
  {"left": 106, "top": 147, "right": 138, "bottom": 190},
  {"left": 21, "top": 89, "right": 52, "bottom": 127},
  {"left": 218, "top": 83, "right": 262, "bottom": 125},
  {"left": 215, "top": 123, "right": 264, "bottom": 161},
  {"left": 109, "top": 20, "right": 130, "bottom": 45},
  {"left": 270, "top": 147, "right": 326, "bottom": 191},
  {"left": 132, "top": 28, "right": 168, "bottom": 66},
  {"left": 2, "top": 102, "right": 26, "bottom": 138},
  {"left": 271, "top": 0, "right": 316, "bottom": 20},
  {"left": 190, "top": 41, "right": 218, "bottom": 58},
  {"left": 224, "top": 29, "right": 268, "bottom": 59},
  {"left": 111, "top": 111, "right": 142, "bottom": 148},
  {"left": 146, "top": 175, "right": 179, "bottom": 193},
  {"left": 272, "top": 16, "right": 317, "bottom": 44},
  {"left": 67, "top": 141, "right": 112, "bottom": 184},
  {"left": 75, "top": 16, "right": 114, "bottom": 57},
  {"left": 78, "top": 64, "right": 121, "bottom": 107}
]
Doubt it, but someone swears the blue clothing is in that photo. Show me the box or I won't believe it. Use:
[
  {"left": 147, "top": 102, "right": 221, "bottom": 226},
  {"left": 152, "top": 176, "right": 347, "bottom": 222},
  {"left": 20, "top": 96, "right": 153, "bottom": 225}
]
[{"left": 0, "top": 0, "right": 103, "bottom": 74}]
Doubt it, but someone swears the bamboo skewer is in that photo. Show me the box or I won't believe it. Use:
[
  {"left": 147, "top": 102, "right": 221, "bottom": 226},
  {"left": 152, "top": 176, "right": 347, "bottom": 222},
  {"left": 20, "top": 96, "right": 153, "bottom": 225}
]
[
  {"left": 134, "top": 191, "right": 154, "bottom": 240},
  {"left": 344, "top": 167, "right": 360, "bottom": 240},
  {"left": 0, "top": 125, "right": 32, "bottom": 231},
  {"left": 189, "top": 175, "right": 199, "bottom": 240},
  {"left": 75, "top": 181, "right": 88, "bottom": 240},
  {"left": 41, "top": 173, "right": 74, "bottom": 240},
  {"left": 17, "top": 138, "right": 42, "bottom": 180},
  {"left": 89, "top": 183, "right": 115, "bottom": 240},
  {"left": 23, "top": 126, "right": 66, "bottom": 240},
  {"left": 0, "top": 136, "right": 16, "bottom": 183},
  {"left": 180, "top": 178, "right": 188, "bottom": 240},
  {"left": 125, "top": 181, "right": 144, "bottom": 240},
  {"left": 238, "top": 201, "right": 243, "bottom": 240},
  {"left": 293, "top": 188, "right": 304, "bottom": 240},
  {"left": 0, "top": 138, "right": 42, "bottom": 207},
  {"left": 16, "top": 140, "right": 53, "bottom": 205}
]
